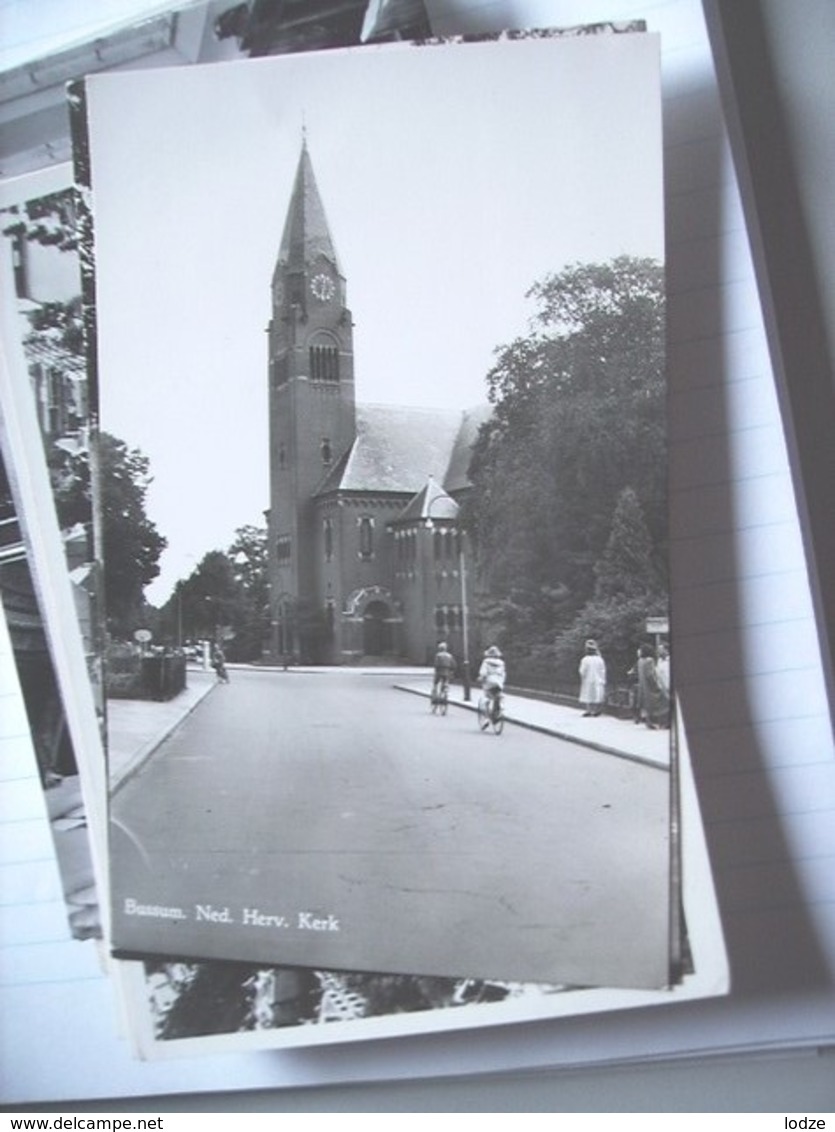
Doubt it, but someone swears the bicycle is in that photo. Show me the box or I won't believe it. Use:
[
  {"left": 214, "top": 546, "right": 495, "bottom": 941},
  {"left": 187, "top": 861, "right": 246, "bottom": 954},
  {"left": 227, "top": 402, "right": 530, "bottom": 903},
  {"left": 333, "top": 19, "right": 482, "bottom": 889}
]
[
  {"left": 477, "top": 685, "right": 504, "bottom": 734},
  {"left": 431, "top": 674, "right": 450, "bottom": 715}
]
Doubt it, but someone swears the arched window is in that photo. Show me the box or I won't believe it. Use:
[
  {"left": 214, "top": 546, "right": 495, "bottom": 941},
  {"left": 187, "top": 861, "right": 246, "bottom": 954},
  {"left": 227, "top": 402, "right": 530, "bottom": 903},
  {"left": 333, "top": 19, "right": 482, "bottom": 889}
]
[
  {"left": 358, "top": 516, "right": 374, "bottom": 560},
  {"left": 323, "top": 517, "right": 333, "bottom": 562},
  {"left": 309, "top": 333, "right": 340, "bottom": 382}
]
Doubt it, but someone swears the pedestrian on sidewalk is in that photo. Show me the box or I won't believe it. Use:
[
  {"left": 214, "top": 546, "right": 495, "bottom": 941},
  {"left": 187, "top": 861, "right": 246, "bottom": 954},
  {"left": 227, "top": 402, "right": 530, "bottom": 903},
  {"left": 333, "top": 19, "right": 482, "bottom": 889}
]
[
  {"left": 626, "top": 648, "right": 641, "bottom": 721},
  {"left": 578, "top": 639, "right": 606, "bottom": 717},
  {"left": 655, "top": 642, "right": 671, "bottom": 728},
  {"left": 636, "top": 643, "right": 663, "bottom": 728}
]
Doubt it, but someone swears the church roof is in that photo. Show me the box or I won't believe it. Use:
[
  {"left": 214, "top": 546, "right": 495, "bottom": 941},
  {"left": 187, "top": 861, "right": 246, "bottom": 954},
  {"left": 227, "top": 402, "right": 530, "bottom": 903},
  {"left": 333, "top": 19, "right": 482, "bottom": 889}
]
[
  {"left": 314, "top": 402, "right": 489, "bottom": 498},
  {"left": 275, "top": 141, "right": 341, "bottom": 276},
  {"left": 394, "top": 477, "right": 460, "bottom": 525},
  {"left": 444, "top": 402, "right": 492, "bottom": 494}
]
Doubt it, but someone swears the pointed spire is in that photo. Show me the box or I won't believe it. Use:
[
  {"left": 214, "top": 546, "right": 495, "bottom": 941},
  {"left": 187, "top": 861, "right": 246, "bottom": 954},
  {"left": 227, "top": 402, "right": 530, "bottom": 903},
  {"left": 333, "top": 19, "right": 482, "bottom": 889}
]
[{"left": 277, "top": 138, "right": 341, "bottom": 274}]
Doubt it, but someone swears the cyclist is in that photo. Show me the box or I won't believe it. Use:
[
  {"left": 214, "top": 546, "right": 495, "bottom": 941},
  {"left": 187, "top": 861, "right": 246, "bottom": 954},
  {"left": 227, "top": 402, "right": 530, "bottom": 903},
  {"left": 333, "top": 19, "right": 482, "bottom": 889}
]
[
  {"left": 432, "top": 641, "right": 456, "bottom": 705},
  {"left": 211, "top": 642, "right": 229, "bottom": 684},
  {"left": 478, "top": 645, "right": 506, "bottom": 727}
]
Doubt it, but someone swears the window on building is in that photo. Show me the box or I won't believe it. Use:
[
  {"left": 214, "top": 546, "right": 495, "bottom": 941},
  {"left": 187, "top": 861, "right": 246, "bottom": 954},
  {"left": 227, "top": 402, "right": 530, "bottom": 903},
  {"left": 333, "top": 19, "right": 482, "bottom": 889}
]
[
  {"left": 321, "top": 437, "right": 332, "bottom": 465},
  {"left": 434, "top": 604, "right": 462, "bottom": 633},
  {"left": 309, "top": 343, "right": 340, "bottom": 381},
  {"left": 323, "top": 517, "right": 333, "bottom": 562},
  {"left": 359, "top": 516, "right": 374, "bottom": 560},
  {"left": 277, "top": 535, "right": 292, "bottom": 563}
]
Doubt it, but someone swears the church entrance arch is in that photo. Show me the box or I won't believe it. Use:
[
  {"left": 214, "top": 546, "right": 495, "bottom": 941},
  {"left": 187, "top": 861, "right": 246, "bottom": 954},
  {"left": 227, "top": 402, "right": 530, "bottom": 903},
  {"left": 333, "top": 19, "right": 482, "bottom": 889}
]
[
  {"left": 363, "top": 600, "right": 391, "bottom": 657},
  {"left": 342, "top": 586, "right": 401, "bottom": 661}
]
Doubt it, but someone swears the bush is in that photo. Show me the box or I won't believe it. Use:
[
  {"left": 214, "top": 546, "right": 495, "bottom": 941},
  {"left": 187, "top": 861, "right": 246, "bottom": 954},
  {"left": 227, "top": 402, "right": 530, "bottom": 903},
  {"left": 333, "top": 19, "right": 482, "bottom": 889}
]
[{"left": 552, "top": 595, "right": 667, "bottom": 685}]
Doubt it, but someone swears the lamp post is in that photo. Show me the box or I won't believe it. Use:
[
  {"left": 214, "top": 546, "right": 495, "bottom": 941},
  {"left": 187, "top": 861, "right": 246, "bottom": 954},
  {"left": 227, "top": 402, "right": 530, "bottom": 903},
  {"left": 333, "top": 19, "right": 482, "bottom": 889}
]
[
  {"left": 425, "top": 480, "right": 471, "bottom": 702},
  {"left": 458, "top": 534, "right": 472, "bottom": 702},
  {"left": 176, "top": 582, "right": 183, "bottom": 650}
]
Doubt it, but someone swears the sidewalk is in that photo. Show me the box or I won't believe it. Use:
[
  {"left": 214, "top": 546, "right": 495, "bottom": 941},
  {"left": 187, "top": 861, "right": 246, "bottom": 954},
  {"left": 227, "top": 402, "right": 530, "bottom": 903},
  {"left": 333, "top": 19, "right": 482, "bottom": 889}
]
[
  {"left": 395, "top": 679, "right": 671, "bottom": 770},
  {"left": 107, "top": 667, "right": 217, "bottom": 792},
  {"left": 107, "top": 665, "right": 669, "bottom": 792}
]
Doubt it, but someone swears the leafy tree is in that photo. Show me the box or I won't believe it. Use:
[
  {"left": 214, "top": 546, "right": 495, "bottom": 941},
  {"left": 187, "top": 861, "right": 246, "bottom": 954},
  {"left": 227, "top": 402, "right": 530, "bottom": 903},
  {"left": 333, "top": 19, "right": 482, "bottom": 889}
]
[
  {"left": 593, "top": 486, "right": 660, "bottom": 600},
  {"left": 552, "top": 488, "right": 668, "bottom": 684},
  {"left": 99, "top": 433, "right": 166, "bottom": 636},
  {"left": 160, "top": 527, "right": 271, "bottom": 660},
  {"left": 173, "top": 551, "right": 238, "bottom": 643},
  {"left": 227, "top": 526, "right": 270, "bottom": 660},
  {"left": 464, "top": 256, "right": 666, "bottom": 669}
]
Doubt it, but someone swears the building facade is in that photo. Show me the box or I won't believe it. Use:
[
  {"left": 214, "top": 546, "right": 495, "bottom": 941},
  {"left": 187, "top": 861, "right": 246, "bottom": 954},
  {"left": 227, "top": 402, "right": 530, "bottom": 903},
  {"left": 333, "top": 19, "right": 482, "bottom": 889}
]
[{"left": 266, "top": 142, "right": 487, "bottom": 665}]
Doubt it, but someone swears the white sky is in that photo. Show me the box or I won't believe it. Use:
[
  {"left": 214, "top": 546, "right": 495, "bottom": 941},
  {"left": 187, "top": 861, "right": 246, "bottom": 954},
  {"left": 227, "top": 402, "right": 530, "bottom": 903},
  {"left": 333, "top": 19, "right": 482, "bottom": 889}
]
[{"left": 87, "top": 33, "right": 663, "bottom": 605}]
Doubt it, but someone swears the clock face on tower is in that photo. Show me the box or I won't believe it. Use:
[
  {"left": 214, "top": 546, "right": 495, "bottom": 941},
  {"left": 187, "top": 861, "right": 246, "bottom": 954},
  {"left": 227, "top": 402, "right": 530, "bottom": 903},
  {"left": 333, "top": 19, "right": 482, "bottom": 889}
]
[{"left": 310, "top": 273, "right": 335, "bottom": 302}]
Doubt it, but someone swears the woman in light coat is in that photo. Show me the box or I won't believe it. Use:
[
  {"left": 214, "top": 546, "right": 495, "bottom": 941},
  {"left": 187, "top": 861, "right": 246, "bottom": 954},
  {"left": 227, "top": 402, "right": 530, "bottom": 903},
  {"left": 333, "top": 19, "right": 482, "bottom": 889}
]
[{"left": 578, "top": 639, "right": 606, "bottom": 717}]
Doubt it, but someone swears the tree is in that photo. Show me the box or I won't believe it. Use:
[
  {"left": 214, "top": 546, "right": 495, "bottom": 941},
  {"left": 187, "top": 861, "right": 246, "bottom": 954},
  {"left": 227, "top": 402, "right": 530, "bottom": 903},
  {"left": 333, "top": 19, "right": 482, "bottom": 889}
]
[
  {"left": 99, "top": 433, "right": 167, "bottom": 636},
  {"left": 159, "top": 527, "right": 271, "bottom": 660},
  {"left": 593, "top": 486, "right": 661, "bottom": 600},
  {"left": 552, "top": 487, "right": 668, "bottom": 684},
  {"left": 170, "top": 551, "right": 238, "bottom": 645},
  {"left": 464, "top": 256, "right": 666, "bottom": 669},
  {"left": 227, "top": 526, "right": 270, "bottom": 660}
]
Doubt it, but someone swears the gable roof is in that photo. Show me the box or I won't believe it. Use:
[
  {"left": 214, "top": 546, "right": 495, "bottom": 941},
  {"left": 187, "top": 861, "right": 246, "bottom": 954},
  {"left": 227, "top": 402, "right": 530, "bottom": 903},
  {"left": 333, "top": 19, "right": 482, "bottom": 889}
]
[
  {"left": 314, "top": 400, "right": 491, "bottom": 499},
  {"left": 394, "top": 477, "right": 460, "bottom": 525}
]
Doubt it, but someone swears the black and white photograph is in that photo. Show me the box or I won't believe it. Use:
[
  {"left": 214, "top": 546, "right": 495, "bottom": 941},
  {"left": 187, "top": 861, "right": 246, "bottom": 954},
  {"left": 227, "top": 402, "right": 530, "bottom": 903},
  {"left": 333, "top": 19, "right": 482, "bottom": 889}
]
[
  {"left": 83, "top": 30, "right": 678, "bottom": 987},
  {"left": 0, "top": 166, "right": 107, "bottom": 945}
]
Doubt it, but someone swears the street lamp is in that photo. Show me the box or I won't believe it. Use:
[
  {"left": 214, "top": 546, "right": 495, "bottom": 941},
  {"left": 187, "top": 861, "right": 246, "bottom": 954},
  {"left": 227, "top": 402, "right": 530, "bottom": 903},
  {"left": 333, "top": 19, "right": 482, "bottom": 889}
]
[
  {"left": 458, "top": 533, "right": 472, "bottom": 702},
  {"left": 425, "top": 480, "right": 471, "bottom": 702}
]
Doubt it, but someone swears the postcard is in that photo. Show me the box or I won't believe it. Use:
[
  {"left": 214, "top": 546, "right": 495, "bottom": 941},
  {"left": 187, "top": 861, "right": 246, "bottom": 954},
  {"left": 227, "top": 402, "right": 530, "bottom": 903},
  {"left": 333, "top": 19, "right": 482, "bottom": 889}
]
[
  {"left": 0, "top": 163, "right": 107, "bottom": 939},
  {"left": 79, "top": 30, "right": 681, "bottom": 986}
]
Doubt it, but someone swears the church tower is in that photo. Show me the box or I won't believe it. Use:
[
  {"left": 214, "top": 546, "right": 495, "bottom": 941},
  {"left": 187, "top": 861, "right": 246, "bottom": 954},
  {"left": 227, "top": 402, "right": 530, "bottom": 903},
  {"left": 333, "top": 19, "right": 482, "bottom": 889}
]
[{"left": 267, "top": 139, "right": 356, "bottom": 660}]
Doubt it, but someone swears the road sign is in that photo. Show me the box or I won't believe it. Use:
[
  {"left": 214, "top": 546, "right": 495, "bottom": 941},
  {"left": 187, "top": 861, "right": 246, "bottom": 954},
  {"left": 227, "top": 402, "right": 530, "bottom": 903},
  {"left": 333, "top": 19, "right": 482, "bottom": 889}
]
[{"left": 645, "top": 617, "right": 669, "bottom": 635}]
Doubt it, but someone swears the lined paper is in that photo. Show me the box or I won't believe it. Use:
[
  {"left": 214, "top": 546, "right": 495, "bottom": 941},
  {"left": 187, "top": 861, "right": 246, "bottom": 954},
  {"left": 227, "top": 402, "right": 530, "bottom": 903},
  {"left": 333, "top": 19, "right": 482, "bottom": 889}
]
[{"left": 1, "top": 0, "right": 834, "bottom": 1105}]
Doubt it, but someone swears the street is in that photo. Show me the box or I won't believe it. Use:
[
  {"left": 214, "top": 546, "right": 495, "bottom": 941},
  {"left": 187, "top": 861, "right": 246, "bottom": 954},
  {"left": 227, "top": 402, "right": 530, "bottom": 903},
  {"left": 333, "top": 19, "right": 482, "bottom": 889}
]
[{"left": 110, "top": 668, "right": 671, "bottom": 988}]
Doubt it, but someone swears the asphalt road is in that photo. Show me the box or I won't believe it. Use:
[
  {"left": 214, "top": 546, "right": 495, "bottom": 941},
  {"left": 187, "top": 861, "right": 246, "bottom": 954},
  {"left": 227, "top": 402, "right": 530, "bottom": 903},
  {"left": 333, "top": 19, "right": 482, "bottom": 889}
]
[{"left": 110, "top": 668, "right": 671, "bottom": 988}]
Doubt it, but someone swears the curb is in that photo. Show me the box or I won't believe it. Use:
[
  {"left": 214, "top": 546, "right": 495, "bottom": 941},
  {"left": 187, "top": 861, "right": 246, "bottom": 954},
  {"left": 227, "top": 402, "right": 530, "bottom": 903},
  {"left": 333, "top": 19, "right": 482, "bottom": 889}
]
[
  {"left": 109, "top": 680, "right": 218, "bottom": 796},
  {"left": 393, "top": 684, "right": 668, "bottom": 771}
]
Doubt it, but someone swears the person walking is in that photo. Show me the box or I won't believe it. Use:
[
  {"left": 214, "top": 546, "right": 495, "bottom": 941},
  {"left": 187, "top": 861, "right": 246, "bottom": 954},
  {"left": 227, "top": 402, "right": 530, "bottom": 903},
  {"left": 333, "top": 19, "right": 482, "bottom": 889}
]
[
  {"left": 636, "top": 643, "right": 663, "bottom": 728},
  {"left": 578, "top": 639, "right": 606, "bottom": 717},
  {"left": 655, "top": 642, "right": 671, "bottom": 727},
  {"left": 626, "top": 647, "right": 642, "bottom": 722}
]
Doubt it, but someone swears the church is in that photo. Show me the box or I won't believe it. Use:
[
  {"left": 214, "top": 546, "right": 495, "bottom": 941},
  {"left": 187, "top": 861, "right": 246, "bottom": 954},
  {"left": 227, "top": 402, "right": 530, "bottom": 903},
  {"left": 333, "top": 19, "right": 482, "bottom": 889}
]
[{"left": 265, "top": 141, "right": 488, "bottom": 666}]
